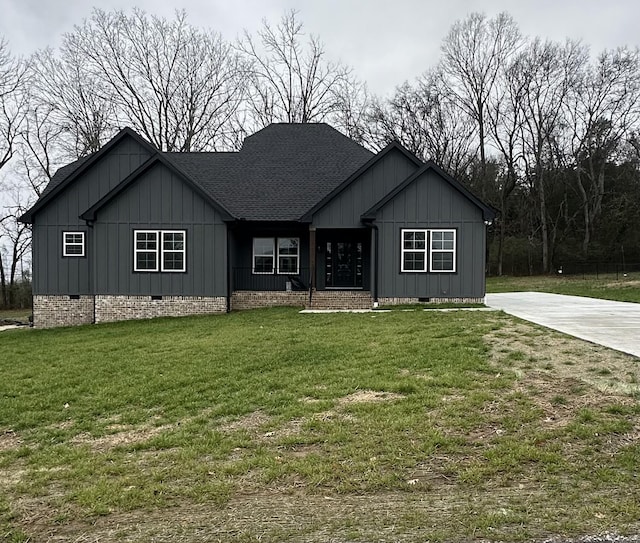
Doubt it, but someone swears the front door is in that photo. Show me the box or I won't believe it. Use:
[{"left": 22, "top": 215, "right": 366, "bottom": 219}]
[{"left": 325, "top": 241, "right": 363, "bottom": 288}]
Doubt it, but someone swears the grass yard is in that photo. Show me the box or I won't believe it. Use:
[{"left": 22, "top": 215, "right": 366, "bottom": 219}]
[
  {"left": 487, "top": 273, "right": 640, "bottom": 303},
  {"left": 1, "top": 308, "right": 640, "bottom": 542}
]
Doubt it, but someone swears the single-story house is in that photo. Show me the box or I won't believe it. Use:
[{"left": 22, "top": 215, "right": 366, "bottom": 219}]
[{"left": 19, "top": 123, "right": 496, "bottom": 328}]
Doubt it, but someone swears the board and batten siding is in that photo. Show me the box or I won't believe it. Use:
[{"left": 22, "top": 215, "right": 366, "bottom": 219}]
[
  {"left": 93, "top": 162, "right": 227, "bottom": 297},
  {"left": 375, "top": 169, "right": 487, "bottom": 299},
  {"left": 32, "top": 136, "right": 153, "bottom": 295},
  {"left": 311, "top": 148, "right": 419, "bottom": 228}
]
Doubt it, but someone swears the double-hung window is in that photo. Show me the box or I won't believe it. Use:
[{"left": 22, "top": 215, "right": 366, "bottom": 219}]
[
  {"left": 253, "top": 238, "right": 275, "bottom": 273},
  {"left": 401, "top": 229, "right": 456, "bottom": 273},
  {"left": 63, "top": 231, "right": 85, "bottom": 257},
  {"left": 430, "top": 229, "right": 456, "bottom": 272},
  {"left": 134, "top": 230, "right": 186, "bottom": 272},
  {"left": 277, "top": 238, "right": 299, "bottom": 274},
  {"left": 252, "top": 237, "right": 300, "bottom": 274},
  {"left": 401, "top": 230, "right": 427, "bottom": 272}
]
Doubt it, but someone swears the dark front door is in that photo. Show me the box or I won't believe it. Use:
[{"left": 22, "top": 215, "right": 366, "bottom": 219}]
[{"left": 325, "top": 240, "right": 363, "bottom": 288}]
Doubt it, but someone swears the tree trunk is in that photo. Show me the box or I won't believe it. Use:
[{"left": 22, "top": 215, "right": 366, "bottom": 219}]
[
  {"left": 497, "top": 195, "right": 507, "bottom": 276},
  {"left": 0, "top": 255, "right": 7, "bottom": 309},
  {"left": 537, "top": 167, "right": 549, "bottom": 273}
]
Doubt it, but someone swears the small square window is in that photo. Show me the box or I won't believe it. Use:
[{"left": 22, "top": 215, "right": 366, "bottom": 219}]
[{"left": 63, "top": 232, "right": 85, "bottom": 257}]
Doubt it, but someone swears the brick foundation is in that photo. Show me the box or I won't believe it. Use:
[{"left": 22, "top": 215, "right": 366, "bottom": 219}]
[
  {"left": 231, "top": 290, "right": 308, "bottom": 310},
  {"left": 309, "top": 290, "right": 372, "bottom": 310},
  {"left": 378, "top": 296, "right": 485, "bottom": 306},
  {"left": 33, "top": 295, "right": 94, "bottom": 328},
  {"left": 94, "top": 295, "right": 226, "bottom": 323}
]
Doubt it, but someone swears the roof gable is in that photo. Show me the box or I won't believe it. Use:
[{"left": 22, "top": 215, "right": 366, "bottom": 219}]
[
  {"left": 19, "top": 128, "right": 156, "bottom": 224},
  {"left": 361, "top": 161, "right": 497, "bottom": 222},
  {"left": 301, "top": 141, "right": 423, "bottom": 222},
  {"left": 80, "top": 154, "right": 233, "bottom": 222}
]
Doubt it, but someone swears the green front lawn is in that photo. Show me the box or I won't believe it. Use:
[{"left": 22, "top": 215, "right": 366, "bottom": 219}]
[
  {"left": 487, "top": 273, "right": 640, "bottom": 303},
  {"left": 1, "top": 308, "right": 639, "bottom": 541}
]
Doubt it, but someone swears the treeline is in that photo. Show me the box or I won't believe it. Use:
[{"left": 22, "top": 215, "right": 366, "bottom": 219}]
[{"left": 2, "top": 9, "right": 640, "bottom": 307}]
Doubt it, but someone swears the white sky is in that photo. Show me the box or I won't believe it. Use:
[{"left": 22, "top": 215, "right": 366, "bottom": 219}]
[{"left": 1, "top": 0, "right": 639, "bottom": 96}]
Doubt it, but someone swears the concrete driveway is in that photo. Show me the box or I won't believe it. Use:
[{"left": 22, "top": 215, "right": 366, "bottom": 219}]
[{"left": 485, "top": 292, "right": 640, "bottom": 358}]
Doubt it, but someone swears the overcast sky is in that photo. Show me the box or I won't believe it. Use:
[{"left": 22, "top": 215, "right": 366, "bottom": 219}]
[{"left": 1, "top": 0, "right": 639, "bottom": 96}]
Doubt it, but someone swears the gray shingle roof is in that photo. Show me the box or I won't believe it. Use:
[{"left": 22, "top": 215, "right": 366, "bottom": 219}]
[
  {"left": 39, "top": 155, "right": 93, "bottom": 199},
  {"left": 166, "top": 123, "right": 374, "bottom": 221}
]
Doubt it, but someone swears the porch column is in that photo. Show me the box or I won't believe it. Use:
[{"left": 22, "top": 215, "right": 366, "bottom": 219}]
[{"left": 309, "top": 227, "right": 316, "bottom": 290}]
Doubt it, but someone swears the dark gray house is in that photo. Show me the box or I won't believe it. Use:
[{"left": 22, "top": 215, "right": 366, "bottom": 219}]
[{"left": 20, "top": 124, "right": 495, "bottom": 328}]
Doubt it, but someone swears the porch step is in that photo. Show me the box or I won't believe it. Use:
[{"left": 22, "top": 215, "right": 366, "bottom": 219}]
[{"left": 308, "top": 290, "right": 372, "bottom": 310}]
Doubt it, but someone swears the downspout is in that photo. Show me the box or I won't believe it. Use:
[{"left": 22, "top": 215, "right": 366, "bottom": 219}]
[
  {"left": 308, "top": 227, "right": 316, "bottom": 308},
  {"left": 226, "top": 225, "right": 232, "bottom": 313},
  {"left": 86, "top": 219, "right": 96, "bottom": 324},
  {"left": 364, "top": 219, "right": 379, "bottom": 305}
]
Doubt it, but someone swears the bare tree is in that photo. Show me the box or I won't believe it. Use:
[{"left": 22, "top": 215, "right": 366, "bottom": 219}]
[
  {"left": 486, "top": 54, "right": 529, "bottom": 275},
  {"left": 31, "top": 47, "right": 116, "bottom": 158},
  {"left": 0, "top": 186, "right": 31, "bottom": 308},
  {"left": 237, "top": 10, "right": 354, "bottom": 129},
  {"left": 440, "top": 12, "right": 522, "bottom": 197},
  {"left": 563, "top": 47, "right": 640, "bottom": 256},
  {"left": 0, "top": 39, "right": 29, "bottom": 308},
  {"left": 367, "top": 70, "right": 476, "bottom": 177},
  {"left": 66, "top": 8, "right": 245, "bottom": 151},
  {"left": 0, "top": 39, "right": 28, "bottom": 171},
  {"left": 512, "top": 39, "right": 587, "bottom": 271}
]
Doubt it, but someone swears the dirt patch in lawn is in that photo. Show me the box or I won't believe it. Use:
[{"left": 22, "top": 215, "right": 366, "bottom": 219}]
[
  {"left": 13, "top": 488, "right": 640, "bottom": 543},
  {"left": 338, "top": 390, "right": 405, "bottom": 404},
  {"left": 485, "top": 316, "right": 640, "bottom": 396},
  {"left": 218, "top": 410, "right": 272, "bottom": 433},
  {"left": 0, "top": 429, "right": 21, "bottom": 451}
]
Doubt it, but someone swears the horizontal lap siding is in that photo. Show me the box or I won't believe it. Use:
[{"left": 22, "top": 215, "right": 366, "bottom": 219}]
[
  {"left": 377, "top": 170, "right": 486, "bottom": 299},
  {"left": 94, "top": 163, "right": 226, "bottom": 297},
  {"left": 32, "top": 137, "right": 152, "bottom": 295}
]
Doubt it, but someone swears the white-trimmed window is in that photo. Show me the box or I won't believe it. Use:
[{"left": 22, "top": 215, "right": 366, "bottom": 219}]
[
  {"left": 401, "top": 228, "right": 456, "bottom": 273},
  {"left": 401, "top": 229, "right": 427, "bottom": 272},
  {"left": 63, "top": 231, "right": 85, "bottom": 257},
  {"left": 430, "top": 229, "right": 456, "bottom": 272},
  {"left": 252, "top": 237, "right": 300, "bottom": 274},
  {"left": 253, "top": 238, "right": 275, "bottom": 273},
  {"left": 277, "top": 238, "right": 299, "bottom": 274},
  {"left": 134, "top": 230, "right": 186, "bottom": 273},
  {"left": 161, "top": 231, "right": 186, "bottom": 272}
]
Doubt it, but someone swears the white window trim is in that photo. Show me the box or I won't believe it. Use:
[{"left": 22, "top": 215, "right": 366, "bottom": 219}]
[
  {"left": 400, "top": 229, "right": 428, "bottom": 273},
  {"left": 134, "top": 230, "right": 160, "bottom": 272},
  {"left": 252, "top": 237, "right": 275, "bottom": 274},
  {"left": 276, "top": 237, "right": 300, "bottom": 275},
  {"left": 160, "top": 230, "right": 186, "bottom": 273},
  {"left": 133, "top": 230, "right": 187, "bottom": 273},
  {"left": 429, "top": 229, "right": 456, "bottom": 273},
  {"left": 62, "top": 231, "right": 85, "bottom": 257}
]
